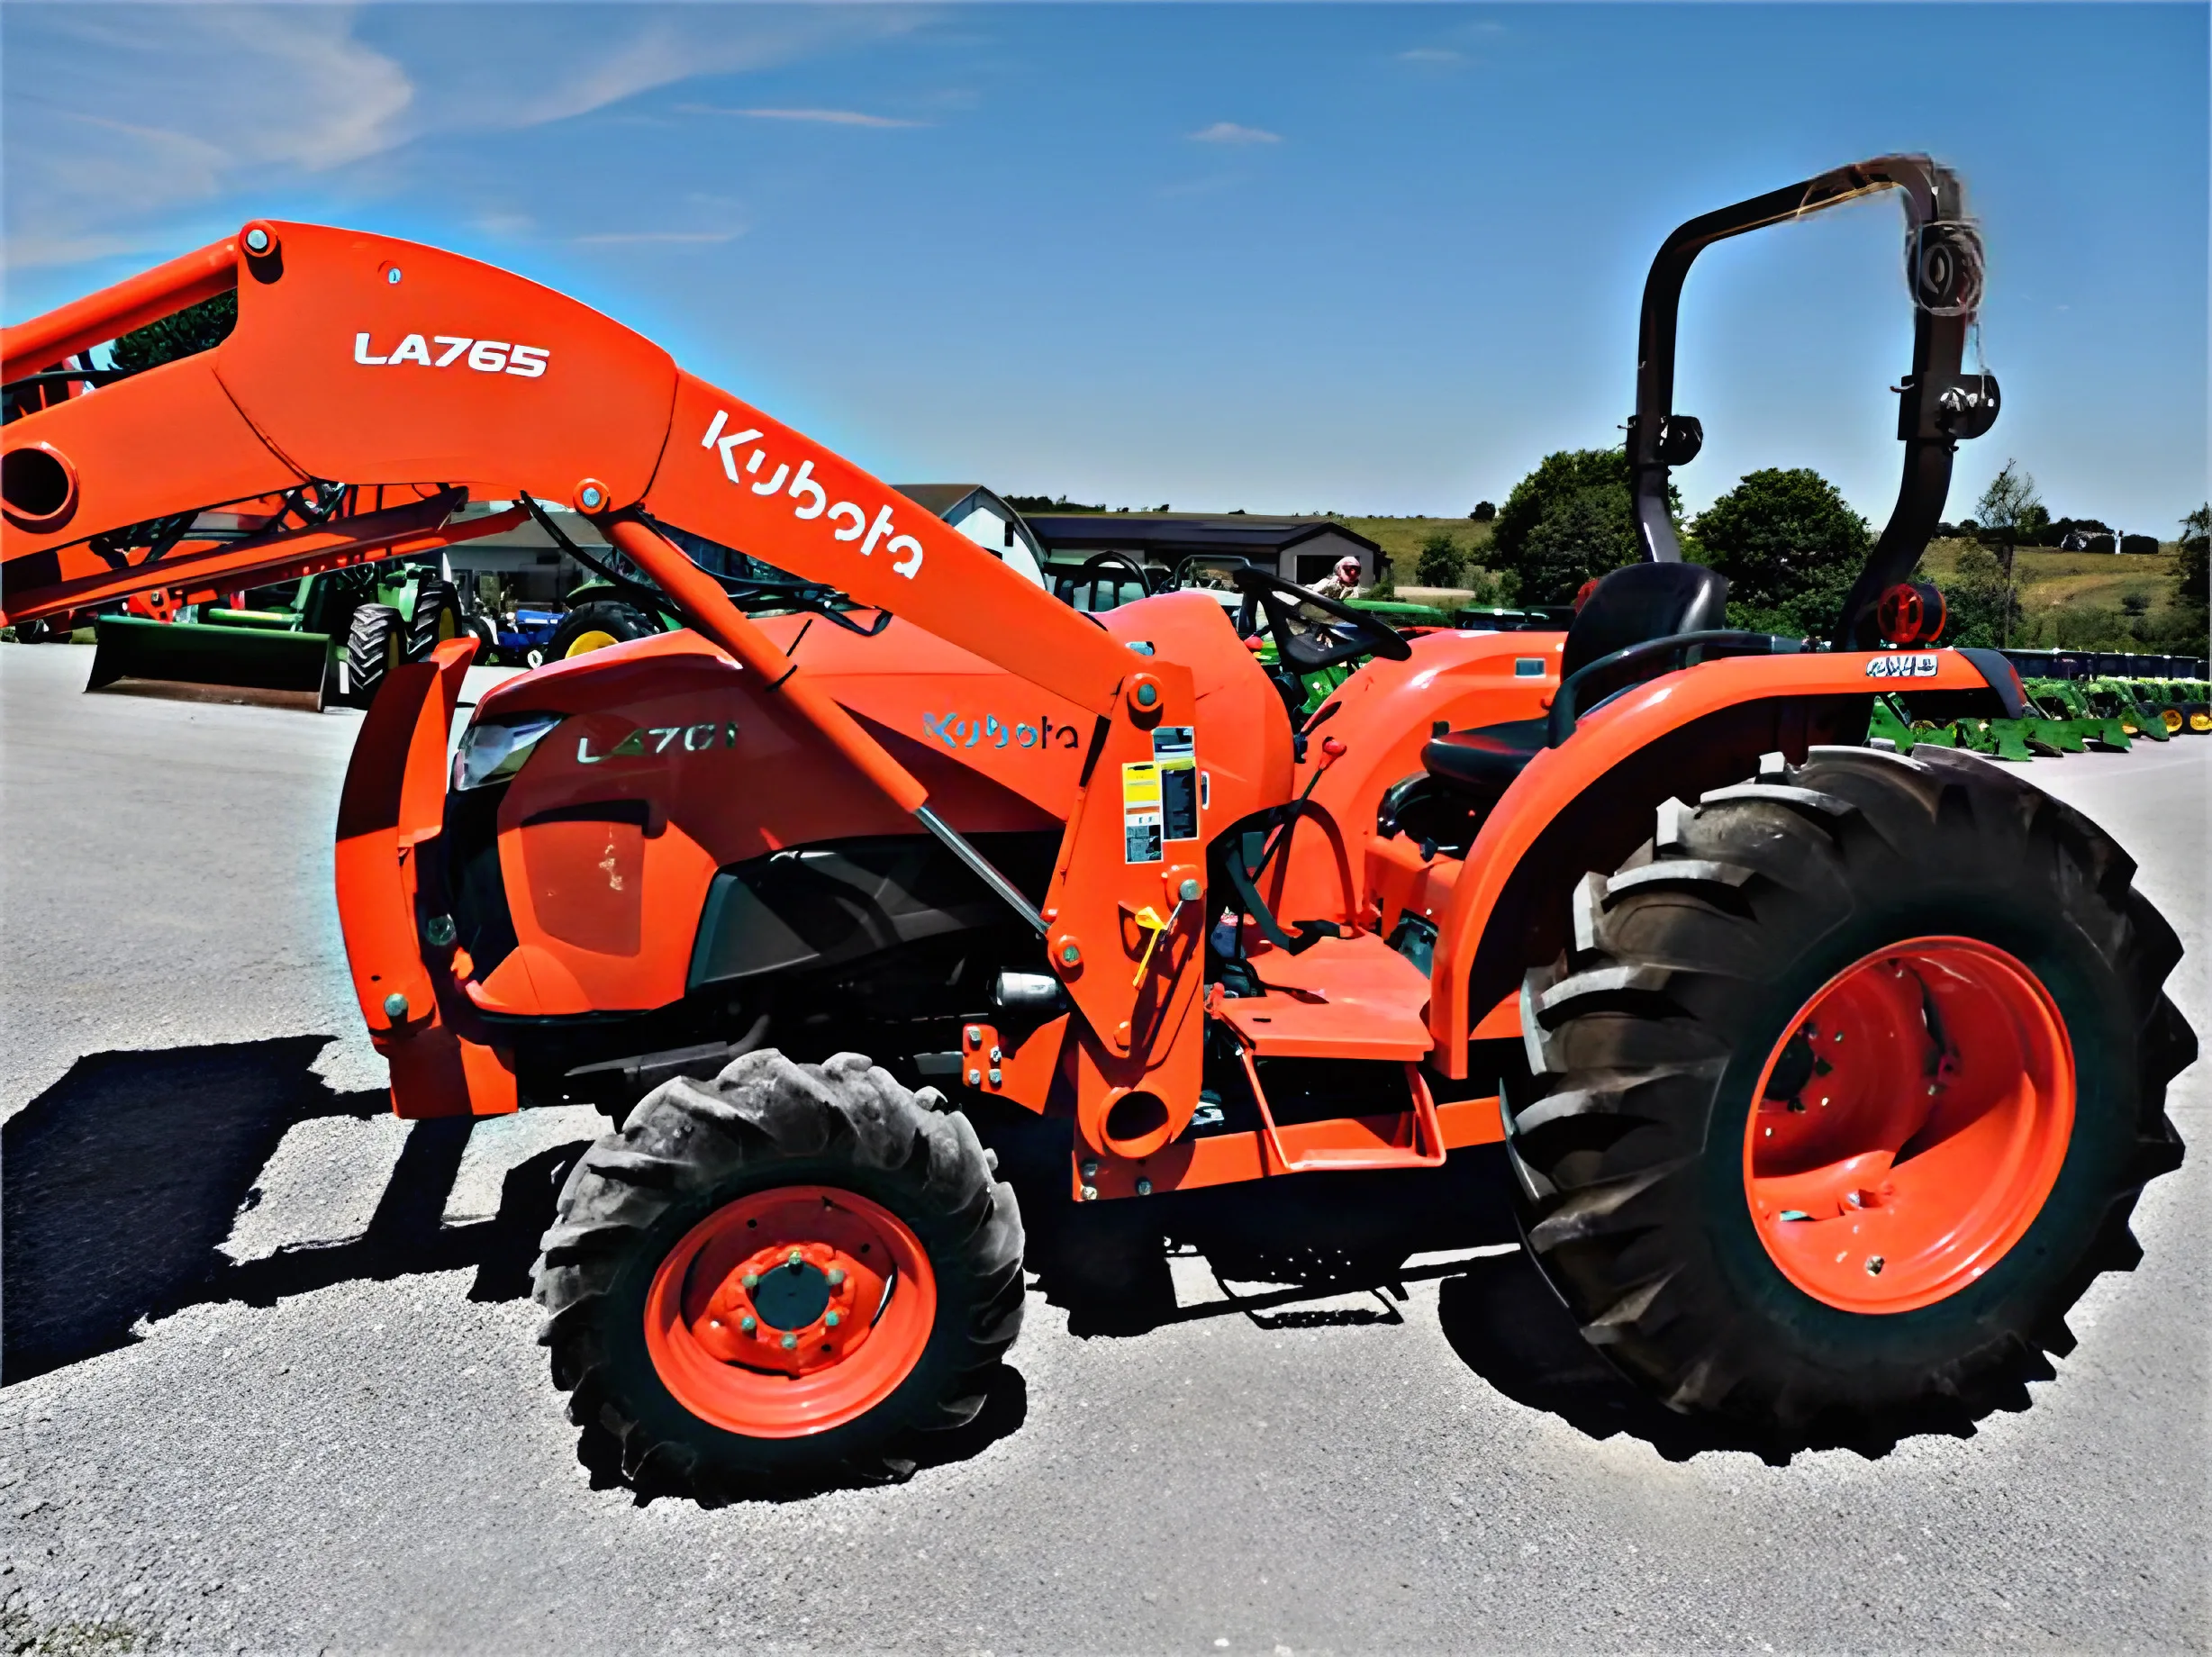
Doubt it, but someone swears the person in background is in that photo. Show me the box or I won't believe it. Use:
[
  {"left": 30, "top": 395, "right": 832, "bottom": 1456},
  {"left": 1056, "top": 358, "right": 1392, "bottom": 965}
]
[{"left": 1308, "top": 555, "right": 1364, "bottom": 601}]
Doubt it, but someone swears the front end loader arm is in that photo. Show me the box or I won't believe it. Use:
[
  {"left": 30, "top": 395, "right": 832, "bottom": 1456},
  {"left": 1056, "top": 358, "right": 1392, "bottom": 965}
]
[{"left": 2, "top": 220, "right": 1216, "bottom": 1133}]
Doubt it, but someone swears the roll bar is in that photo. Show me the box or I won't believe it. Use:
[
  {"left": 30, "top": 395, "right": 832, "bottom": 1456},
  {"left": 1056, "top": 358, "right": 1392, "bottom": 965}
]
[{"left": 1626, "top": 154, "right": 2000, "bottom": 647}]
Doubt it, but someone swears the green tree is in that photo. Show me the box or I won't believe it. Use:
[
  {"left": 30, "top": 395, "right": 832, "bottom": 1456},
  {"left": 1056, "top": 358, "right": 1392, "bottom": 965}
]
[
  {"left": 1926, "top": 543, "right": 2021, "bottom": 648},
  {"left": 1487, "top": 448, "right": 1663, "bottom": 604},
  {"left": 1973, "top": 459, "right": 2041, "bottom": 544},
  {"left": 1690, "top": 466, "right": 1871, "bottom": 638},
  {"left": 106, "top": 291, "right": 237, "bottom": 376},
  {"left": 2170, "top": 503, "right": 2209, "bottom": 655},
  {"left": 1413, "top": 530, "right": 1464, "bottom": 588}
]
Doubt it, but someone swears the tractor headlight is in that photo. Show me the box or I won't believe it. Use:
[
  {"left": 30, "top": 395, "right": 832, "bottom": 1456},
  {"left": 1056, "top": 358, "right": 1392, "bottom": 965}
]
[{"left": 452, "top": 713, "right": 562, "bottom": 791}]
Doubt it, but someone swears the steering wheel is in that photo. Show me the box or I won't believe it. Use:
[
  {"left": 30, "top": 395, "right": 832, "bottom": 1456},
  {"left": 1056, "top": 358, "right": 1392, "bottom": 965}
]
[
  {"left": 1231, "top": 566, "right": 1412, "bottom": 673},
  {"left": 1069, "top": 552, "right": 1159, "bottom": 611}
]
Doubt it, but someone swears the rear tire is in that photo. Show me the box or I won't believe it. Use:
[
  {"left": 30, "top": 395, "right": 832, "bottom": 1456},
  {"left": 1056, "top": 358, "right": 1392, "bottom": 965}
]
[
  {"left": 548, "top": 599, "right": 657, "bottom": 660},
  {"left": 1508, "top": 744, "right": 2192, "bottom": 1444},
  {"left": 533, "top": 1050, "right": 1024, "bottom": 1499},
  {"left": 341, "top": 602, "right": 403, "bottom": 709}
]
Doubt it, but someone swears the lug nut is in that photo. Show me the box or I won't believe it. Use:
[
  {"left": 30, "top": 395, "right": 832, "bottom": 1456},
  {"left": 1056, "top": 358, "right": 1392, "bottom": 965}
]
[
  {"left": 781, "top": 1333, "right": 799, "bottom": 1351},
  {"left": 825, "top": 1310, "right": 841, "bottom": 1328},
  {"left": 739, "top": 1315, "right": 757, "bottom": 1333},
  {"left": 989, "top": 1046, "right": 1002, "bottom": 1064},
  {"left": 826, "top": 1268, "right": 844, "bottom": 1287},
  {"left": 786, "top": 1249, "right": 804, "bottom": 1271},
  {"left": 967, "top": 1069, "right": 982, "bottom": 1086},
  {"left": 966, "top": 1025, "right": 982, "bottom": 1046},
  {"left": 1079, "top": 1184, "right": 1098, "bottom": 1201},
  {"left": 988, "top": 1068, "right": 1002, "bottom": 1086},
  {"left": 740, "top": 1272, "right": 759, "bottom": 1290}
]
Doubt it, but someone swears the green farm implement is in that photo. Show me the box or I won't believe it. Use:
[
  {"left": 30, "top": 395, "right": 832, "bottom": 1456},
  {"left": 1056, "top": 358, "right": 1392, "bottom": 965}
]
[{"left": 88, "top": 561, "right": 464, "bottom": 711}]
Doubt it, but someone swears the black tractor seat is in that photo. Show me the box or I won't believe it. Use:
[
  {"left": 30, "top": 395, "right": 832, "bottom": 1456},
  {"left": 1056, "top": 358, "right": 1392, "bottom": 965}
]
[
  {"left": 1420, "top": 718, "right": 1548, "bottom": 793},
  {"left": 1416, "top": 560, "right": 1732, "bottom": 808}
]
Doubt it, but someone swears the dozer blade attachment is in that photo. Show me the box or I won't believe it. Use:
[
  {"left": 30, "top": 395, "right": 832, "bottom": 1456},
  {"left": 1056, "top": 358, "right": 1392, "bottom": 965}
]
[{"left": 86, "top": 615, "right": 333, "bottom": 711}]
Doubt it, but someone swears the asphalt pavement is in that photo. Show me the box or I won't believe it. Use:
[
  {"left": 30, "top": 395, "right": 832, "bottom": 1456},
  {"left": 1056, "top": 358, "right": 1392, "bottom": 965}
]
[{"left": 4, "top": 640, "right": 2205, "bottom": 1655}]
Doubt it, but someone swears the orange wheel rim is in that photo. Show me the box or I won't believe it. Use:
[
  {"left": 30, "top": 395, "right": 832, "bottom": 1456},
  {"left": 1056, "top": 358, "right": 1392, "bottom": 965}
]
[
  {"left": 643, "top": 1185, "right": 935, "bottom": 1437},
  {"left": 1743, "top": 937, "right": 2073, "bottom": 1314}
]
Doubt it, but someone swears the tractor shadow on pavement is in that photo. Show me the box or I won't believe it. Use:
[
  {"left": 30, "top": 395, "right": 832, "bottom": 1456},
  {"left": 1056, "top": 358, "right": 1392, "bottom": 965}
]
[
  {"left": 1432, "top": 1242, "right": 2009, "bottom": 1464},
  {"left": 2, "top": 1037, "right": 585, "bottom": 1384},
  {"left": 3, "top": 1036, "right": 381, "bottom": 1383}
]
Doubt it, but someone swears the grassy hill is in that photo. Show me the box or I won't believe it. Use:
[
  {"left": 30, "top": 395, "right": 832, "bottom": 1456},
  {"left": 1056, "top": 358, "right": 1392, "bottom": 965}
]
[{"left": 1914, "top": 539, "right": 2201, "bottom": 653}]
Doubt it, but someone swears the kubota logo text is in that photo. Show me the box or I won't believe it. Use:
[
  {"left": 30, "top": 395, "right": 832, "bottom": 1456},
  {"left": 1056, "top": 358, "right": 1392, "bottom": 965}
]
[
  {"left": 352, "top": 333, "right": 549, "bottom": 377},
  {"left": 700, "top": 410, "right": 923, "bottom": 580}
]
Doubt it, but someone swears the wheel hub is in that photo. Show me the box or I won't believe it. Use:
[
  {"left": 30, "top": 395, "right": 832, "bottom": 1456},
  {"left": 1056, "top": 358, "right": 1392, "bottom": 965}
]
[
  {"left": 691, "top": 1238, "right": 876, "bottom": 1376},
  {"left": 1745, "top": 937, "right": 2074, "bottom": 1314},
  {"left": 641, "top": 1184, "right": 938, "bottom": 1436}
]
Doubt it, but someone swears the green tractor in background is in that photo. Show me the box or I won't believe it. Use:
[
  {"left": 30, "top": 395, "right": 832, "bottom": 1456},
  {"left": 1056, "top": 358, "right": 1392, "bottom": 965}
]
[{"left": 87, "top": 560, "right": 467, "bottom": 711}]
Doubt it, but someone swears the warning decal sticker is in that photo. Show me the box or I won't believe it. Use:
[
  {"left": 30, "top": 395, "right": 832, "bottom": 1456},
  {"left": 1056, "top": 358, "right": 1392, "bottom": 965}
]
[{"left": 1122, "top": 761, "right": 1163, "bottom": 864}]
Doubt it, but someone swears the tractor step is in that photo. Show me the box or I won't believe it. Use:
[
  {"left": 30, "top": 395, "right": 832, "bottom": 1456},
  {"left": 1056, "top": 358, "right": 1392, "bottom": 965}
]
[{"left": 1216, "top": 931, "right": 1433, "bottom": 1059}]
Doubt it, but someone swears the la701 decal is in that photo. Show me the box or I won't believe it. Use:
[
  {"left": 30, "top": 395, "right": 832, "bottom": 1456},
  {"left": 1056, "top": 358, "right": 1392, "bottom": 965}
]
[{"left": 1865, "top": 653, "right": 1939, "bottom": 679}]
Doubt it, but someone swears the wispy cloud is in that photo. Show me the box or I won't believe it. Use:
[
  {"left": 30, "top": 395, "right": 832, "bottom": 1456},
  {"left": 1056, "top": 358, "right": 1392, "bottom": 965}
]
[
  {"left": 572, "top": 227, "right": 748, "bottom": 246},
  {"left": 1399, "top": 48, "right": 1463, "bottom": 64},
  {"left": 1190, "top": 122, "right": 1281, "bottom": 146},
  {"left": 2, "top": 6, "right": 922, "bottom": 274},
  {"left": 680, "top": 104, "right": 926, "bottom": 129}
]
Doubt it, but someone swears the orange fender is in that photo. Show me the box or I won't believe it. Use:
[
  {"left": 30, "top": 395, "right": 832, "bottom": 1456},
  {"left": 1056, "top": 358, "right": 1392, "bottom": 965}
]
[{"left": 1426, "top": 648, "right": 1997, "bottom": 1075}]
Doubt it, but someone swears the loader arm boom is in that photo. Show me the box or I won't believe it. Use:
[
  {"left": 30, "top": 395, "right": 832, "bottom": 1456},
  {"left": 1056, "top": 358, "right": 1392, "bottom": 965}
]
[{"left": 2, "top": 221, "right": 1132, "bottom": 713}]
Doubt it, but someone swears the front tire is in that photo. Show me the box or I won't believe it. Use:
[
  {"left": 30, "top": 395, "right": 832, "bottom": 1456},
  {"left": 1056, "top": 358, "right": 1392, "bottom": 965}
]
[
  {"left": 533, "top": 1051, "right": 1024, "bottom": 1499},
  {"left": 1509, "top": 745, "right": 2192, "bottom": 1444},
  {"left": 405, "top": 579, "right": 463, "bottom": 662}
]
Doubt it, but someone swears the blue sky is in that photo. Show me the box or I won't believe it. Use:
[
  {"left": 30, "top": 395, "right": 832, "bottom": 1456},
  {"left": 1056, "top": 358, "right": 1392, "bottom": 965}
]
[{"left": 5, "top": 5, "right": 2206, "bottom": 535}]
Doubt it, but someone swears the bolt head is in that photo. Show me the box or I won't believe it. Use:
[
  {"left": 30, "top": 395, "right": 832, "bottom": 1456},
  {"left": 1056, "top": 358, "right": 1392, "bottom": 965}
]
[
  {"left": 382, "top": 991, "right": 409, "bottom": 1020},
  {"left": 244, "top": 227, "right": 270, "bottom": 253},
  {"left": 1135, "top": 1178, "right": 1153, "bottom": 1196},
  {"left": 1135, "top": 683, "right": 1159, "bottom": 708},
  {"left": 824, "top": 1310, "right": 840, "bottom": 1328},
  {"left": 989, "top": 1046, "right": 1002, "bottom": 1063},
  {"left": 1080, "top": 1160, "right": 1099, "bottom": 1179},
  {"left": 826, "top": 1268, "right": 844, "bottom": 1287},
  {"left": 740, "top": 1272, "right": 759, "bottom": 1290},
  {"left": 580, "top": 486, "right": 603, "bottom": 509},
  {"left": 739, "top": 1315, "right": 757, "bottom": 1333},
  {"left": 781, "top": 1333, "right": 799, "bottom": 1351},
  {"left": 1079, "top": 1184, "right": 1099, "bottom": 1202},
  {"left": 1864, "top": 1255, "right": 1886, "bottom": 1276},
  {"left": 385, "top": 267, "right": 403, "bottom": 285},
  {"left": 787, "top": 1249, "right": 805, "bottom": 1270},
  {"left": 1060, "top": 942, "right": 1082, "bottom": 966},
  {"left": 988, "top": 1068, "right": 1002, "bottom": 1086},
  {"left": 967, "top": 1069, "right": 982, "bottom": 1086},
  {"left": 425, "top": 914, "right": 457, "bottom": 947},
  {"left": 965, "top": 1025, "right": 982, "bottom": 1046},
  {"left": 1179, "top": 878, "right": 1201, "bottom": 902}
]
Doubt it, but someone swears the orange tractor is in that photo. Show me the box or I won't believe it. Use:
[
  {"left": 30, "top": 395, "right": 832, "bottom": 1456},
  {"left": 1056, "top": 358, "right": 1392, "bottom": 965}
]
[{"left": 2, "top": 156, "right": 2191, "bottom": 1497}]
